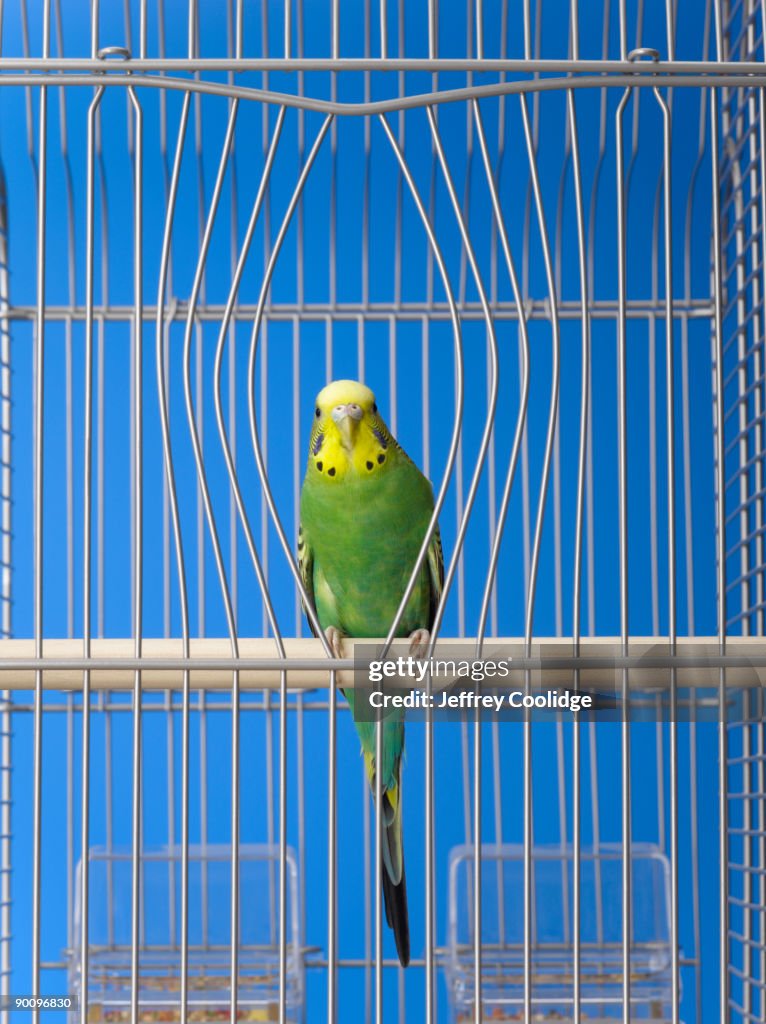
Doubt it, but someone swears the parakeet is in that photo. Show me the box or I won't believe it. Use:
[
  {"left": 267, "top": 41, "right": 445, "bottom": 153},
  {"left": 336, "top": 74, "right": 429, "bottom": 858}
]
[{"left": 298, "top": 379, "right": 444, "bottom": 968}]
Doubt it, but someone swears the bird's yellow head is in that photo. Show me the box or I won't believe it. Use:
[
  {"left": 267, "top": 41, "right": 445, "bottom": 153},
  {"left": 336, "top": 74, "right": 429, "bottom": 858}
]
[{"left": 307, "top": 379, "right": 393, "bottom": 483}]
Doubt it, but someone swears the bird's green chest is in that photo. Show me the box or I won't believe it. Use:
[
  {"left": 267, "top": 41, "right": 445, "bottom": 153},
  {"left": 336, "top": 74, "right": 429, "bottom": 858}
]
[{"left": 301, "top": 462, "right": 433, "bottom": 638}]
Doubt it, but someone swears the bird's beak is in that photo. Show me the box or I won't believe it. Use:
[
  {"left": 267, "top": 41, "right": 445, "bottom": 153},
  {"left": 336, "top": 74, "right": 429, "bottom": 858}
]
[{"left": 332, "top": 403, "right": 363, "bottom": 450}]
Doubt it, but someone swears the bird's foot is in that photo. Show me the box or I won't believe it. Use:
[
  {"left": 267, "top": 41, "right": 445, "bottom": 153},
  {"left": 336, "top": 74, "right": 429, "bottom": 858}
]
[
  {"left": 408, "top": 629, "right": 431, "bottom": 660},
  {"left": 325, "top": 626, "right": 346, "bottom": 660}
]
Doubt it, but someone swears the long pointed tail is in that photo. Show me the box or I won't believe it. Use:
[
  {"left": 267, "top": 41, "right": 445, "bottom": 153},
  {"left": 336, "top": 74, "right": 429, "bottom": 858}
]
[
  {"left": 361, "top": 732, "right": 410, "bottom": 967},
  {"left": 382, "top": 830, "right": 410, "bottom": 967},
  {"left": 376, "top": 757, "right": 410, "bottom": 967}
]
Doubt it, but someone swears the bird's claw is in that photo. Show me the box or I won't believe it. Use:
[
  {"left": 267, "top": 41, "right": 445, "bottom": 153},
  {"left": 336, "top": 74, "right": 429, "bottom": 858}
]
[
  {"left": 325, "top": 626, "right": 346, "bottom": 660},
  {"left": 408, "top": 629, "right": 431, "bottom": 660}
]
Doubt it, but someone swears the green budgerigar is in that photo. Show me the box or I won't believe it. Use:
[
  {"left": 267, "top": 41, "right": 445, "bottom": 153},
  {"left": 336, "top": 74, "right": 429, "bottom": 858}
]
[{"left": 298, "top": 379, "right": 444, "bottom": 968}]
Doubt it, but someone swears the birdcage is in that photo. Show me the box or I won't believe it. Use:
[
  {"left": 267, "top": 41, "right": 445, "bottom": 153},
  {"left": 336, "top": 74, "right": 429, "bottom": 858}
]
[{"left": 0, "top": 1, "right": 763, "bottom": 1023}]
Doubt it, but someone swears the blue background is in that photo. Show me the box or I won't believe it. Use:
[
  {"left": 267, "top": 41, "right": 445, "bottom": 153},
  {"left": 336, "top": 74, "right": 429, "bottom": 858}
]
[{"left": 0, "top": 0, "right": 732, "bottom": 1020}]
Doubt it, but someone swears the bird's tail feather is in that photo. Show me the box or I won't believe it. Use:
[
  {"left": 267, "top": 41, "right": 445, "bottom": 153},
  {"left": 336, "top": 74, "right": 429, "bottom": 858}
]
[
  {"left": 366, "top": 752, "right": 410, "bottom": 966},
  {"left": 382, "top": 840, "right": 410, "bottom": 967}
]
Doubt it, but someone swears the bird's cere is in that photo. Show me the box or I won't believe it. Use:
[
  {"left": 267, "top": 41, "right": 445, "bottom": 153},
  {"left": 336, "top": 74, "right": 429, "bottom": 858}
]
[
  {"left": 331, "top": 402, "right": 363, "bottom": 450},
  {"left": 331, "top": 402, "right": 364, "bottom": 422}
]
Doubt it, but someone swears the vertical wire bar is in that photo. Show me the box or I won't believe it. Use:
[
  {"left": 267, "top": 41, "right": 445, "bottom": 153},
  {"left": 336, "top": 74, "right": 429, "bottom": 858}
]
[
  {"left": 757, "top": 688, "right": 766, "bottom": 1023},
  {"left": 188, "top": 0, "right": 197, "bottom": 65},
  {"left": 474, "top": 718, "right": 481, "bottom": 1024},
  {"left": 460, "top": 26, "right": 486, "bottom": 1019},
  {"left": 165, "top": 695, "right": 175, "bottom": 949},
  {"left": 711, "top": 74, "right": 730, "bottom": 1024},
  {"left": 374, "top": 690, "right": 382, "bottom": 1024},
  {"left": 652, "top": 82, "right": 680, "bottom": 1024},
  {"left": 226, "top": 0, "right": 238, "bottom": 649},
  {"left": 233, "top": 7, "right": 245, "bottom": 1006},
  {"left": 91, "top": 0, "right": 98, "bottom": 55},
  {"left": 754, "top": 0, "right": 766, "bottom": 644},
  {"left": 290, "top": 318, "right": 308, "bottom": 1012},
  {"left": 518, "top": 90, "right": 562, "bottom": 1024},
  {"left": 650, "top": 231, "right": 660, "bottom": 644},
  {"left": 484, "top": 85, "right": 501, "bottom": 926},
  {"left": 157, "top": 0, "right": 171, "bottom": 638},
  {"left": 199, "top": 690, "right": 208, "bottom": 947},
  {"left": 689, "top": 689, "right": 702, "bottom": 1024},
  {"left": 421, "top": 11, "right": 436, "bottom": 1003},
  {"left": 53, "top": 0, "right": 74, "bottom": 642},
  {"left": 31, "top": 5, "right": 50, "bottom": 1018},
  {"left": 158, "top": 0, "right": 176, "bottom": 959},
  {"left": 194, "top": 257, "right": 205, "bottom": 632},
  {"left": 104, "top": 700, "right": 113, "bottom": 948},
  {"left": 422, "top": 325, "right": 434, "bottom": 1024},
  {"left": 329, "top": 474, "right": 338, "bottom": 1021},
  {"left": 296, "top": 680, "right": 307, "bottom": 975},
  {"left": 279, "top": 640, "right": 287, "bottom": 1023},
  {"left": 275, "top": 113, "right": 288, "bottom": 1024},
  {"left": 666, "top": 0, "right": 676, "bottom": 61},
  {"left": 155, "top": 90, "right": 192, "bottom": 1024},
  {"left": 740, "top": 0, "right": 763, "bottom": 654},
  {"left": 473, "top": 91, "right": 532, "bottom": 1002},
  {"left": 394, "top": 18, "right": 404, "bottom": 1022},
  {"left": 619, "top": 0, "right": 628, "bottom": 58},
  {"left": 424, "top": 623, "right": 435, "bottom": 1024},
  {"left": 483, "top": 83, "right": 501, "bottom": 926},
  {"left": 363, "top": 742, "right": 371, "bottom": 1024},
  {"left": 586, "top": 0, "right": 610, "bottom": 651},
  {"left": 297, "top": 0, "right": 305, "bottom": 317},
  {"left": 139, "top": 0, "right": 146, "bottom": 58},
  {"left": 53, "top": 0, "right": 76, "bottom": 988},
  {"left": 0, "top": 683, "right": 7, "bottom": 1024},
  {"left": 263, "top": 274, "right": 276, "bottom": 951},
  {"left": 726, "top": 115, "right": 753, "bottom": 638},
  {"left": 567, "top": 73, "right": 590, "bottom": 1024},
  {"left": 683, "top": 11, "right": 711, "bottom": 1018},
  {"left": 81, "top": 84, "right": 104, "bottom": 1024},
  {"left": 128, "top": 85, "right": 144, "bottom": 1024},
  {"left": 0, "top": 116, "right": 11, "bottom": 1024},
  {"left": 461, "top": 717, "right": 472, "bottom": 942},
  {"left": 615, "top": 82, "right": 632, "bottom": 1024},
  {"left": 428, "top": 0, "right": 437, "bottom": 56},
  {"left": 380, "top": 0, "right": 387, "bottom": 58},
  {"left": 96, "top": 136, "right": 106, "bottom": 646},
  {"left": 293, "top": 329, "right": 302, "bottom": 635},
  {"left": 756, "top": 13, "right": 766, "bottom": 1007},
  {"left": 742, "top": 703, "right": 753, "bottom": 1020}
]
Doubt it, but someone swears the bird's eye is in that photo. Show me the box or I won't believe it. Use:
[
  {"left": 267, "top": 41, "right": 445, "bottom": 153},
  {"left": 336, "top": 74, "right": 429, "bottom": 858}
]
[
  {"left": 372, "top": 403, "right": 377, "bottom": 413},
  {"left": 315, "top": 407, "right": 320, "bottom": 418}
]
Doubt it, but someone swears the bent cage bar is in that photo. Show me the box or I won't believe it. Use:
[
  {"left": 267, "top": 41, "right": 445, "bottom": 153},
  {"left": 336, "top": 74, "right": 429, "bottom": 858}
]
[{"left": 0, "top": 1, "right": 764, "bottom": 1024}]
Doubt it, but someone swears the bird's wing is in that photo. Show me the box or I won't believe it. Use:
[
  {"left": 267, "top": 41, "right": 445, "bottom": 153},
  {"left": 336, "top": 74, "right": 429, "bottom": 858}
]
[
  {"left": 297, "top": 522, "right": 318, "bottom": 638},
  {"left": 426, "top": 520, "right": 445, "bottom": 631}
]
